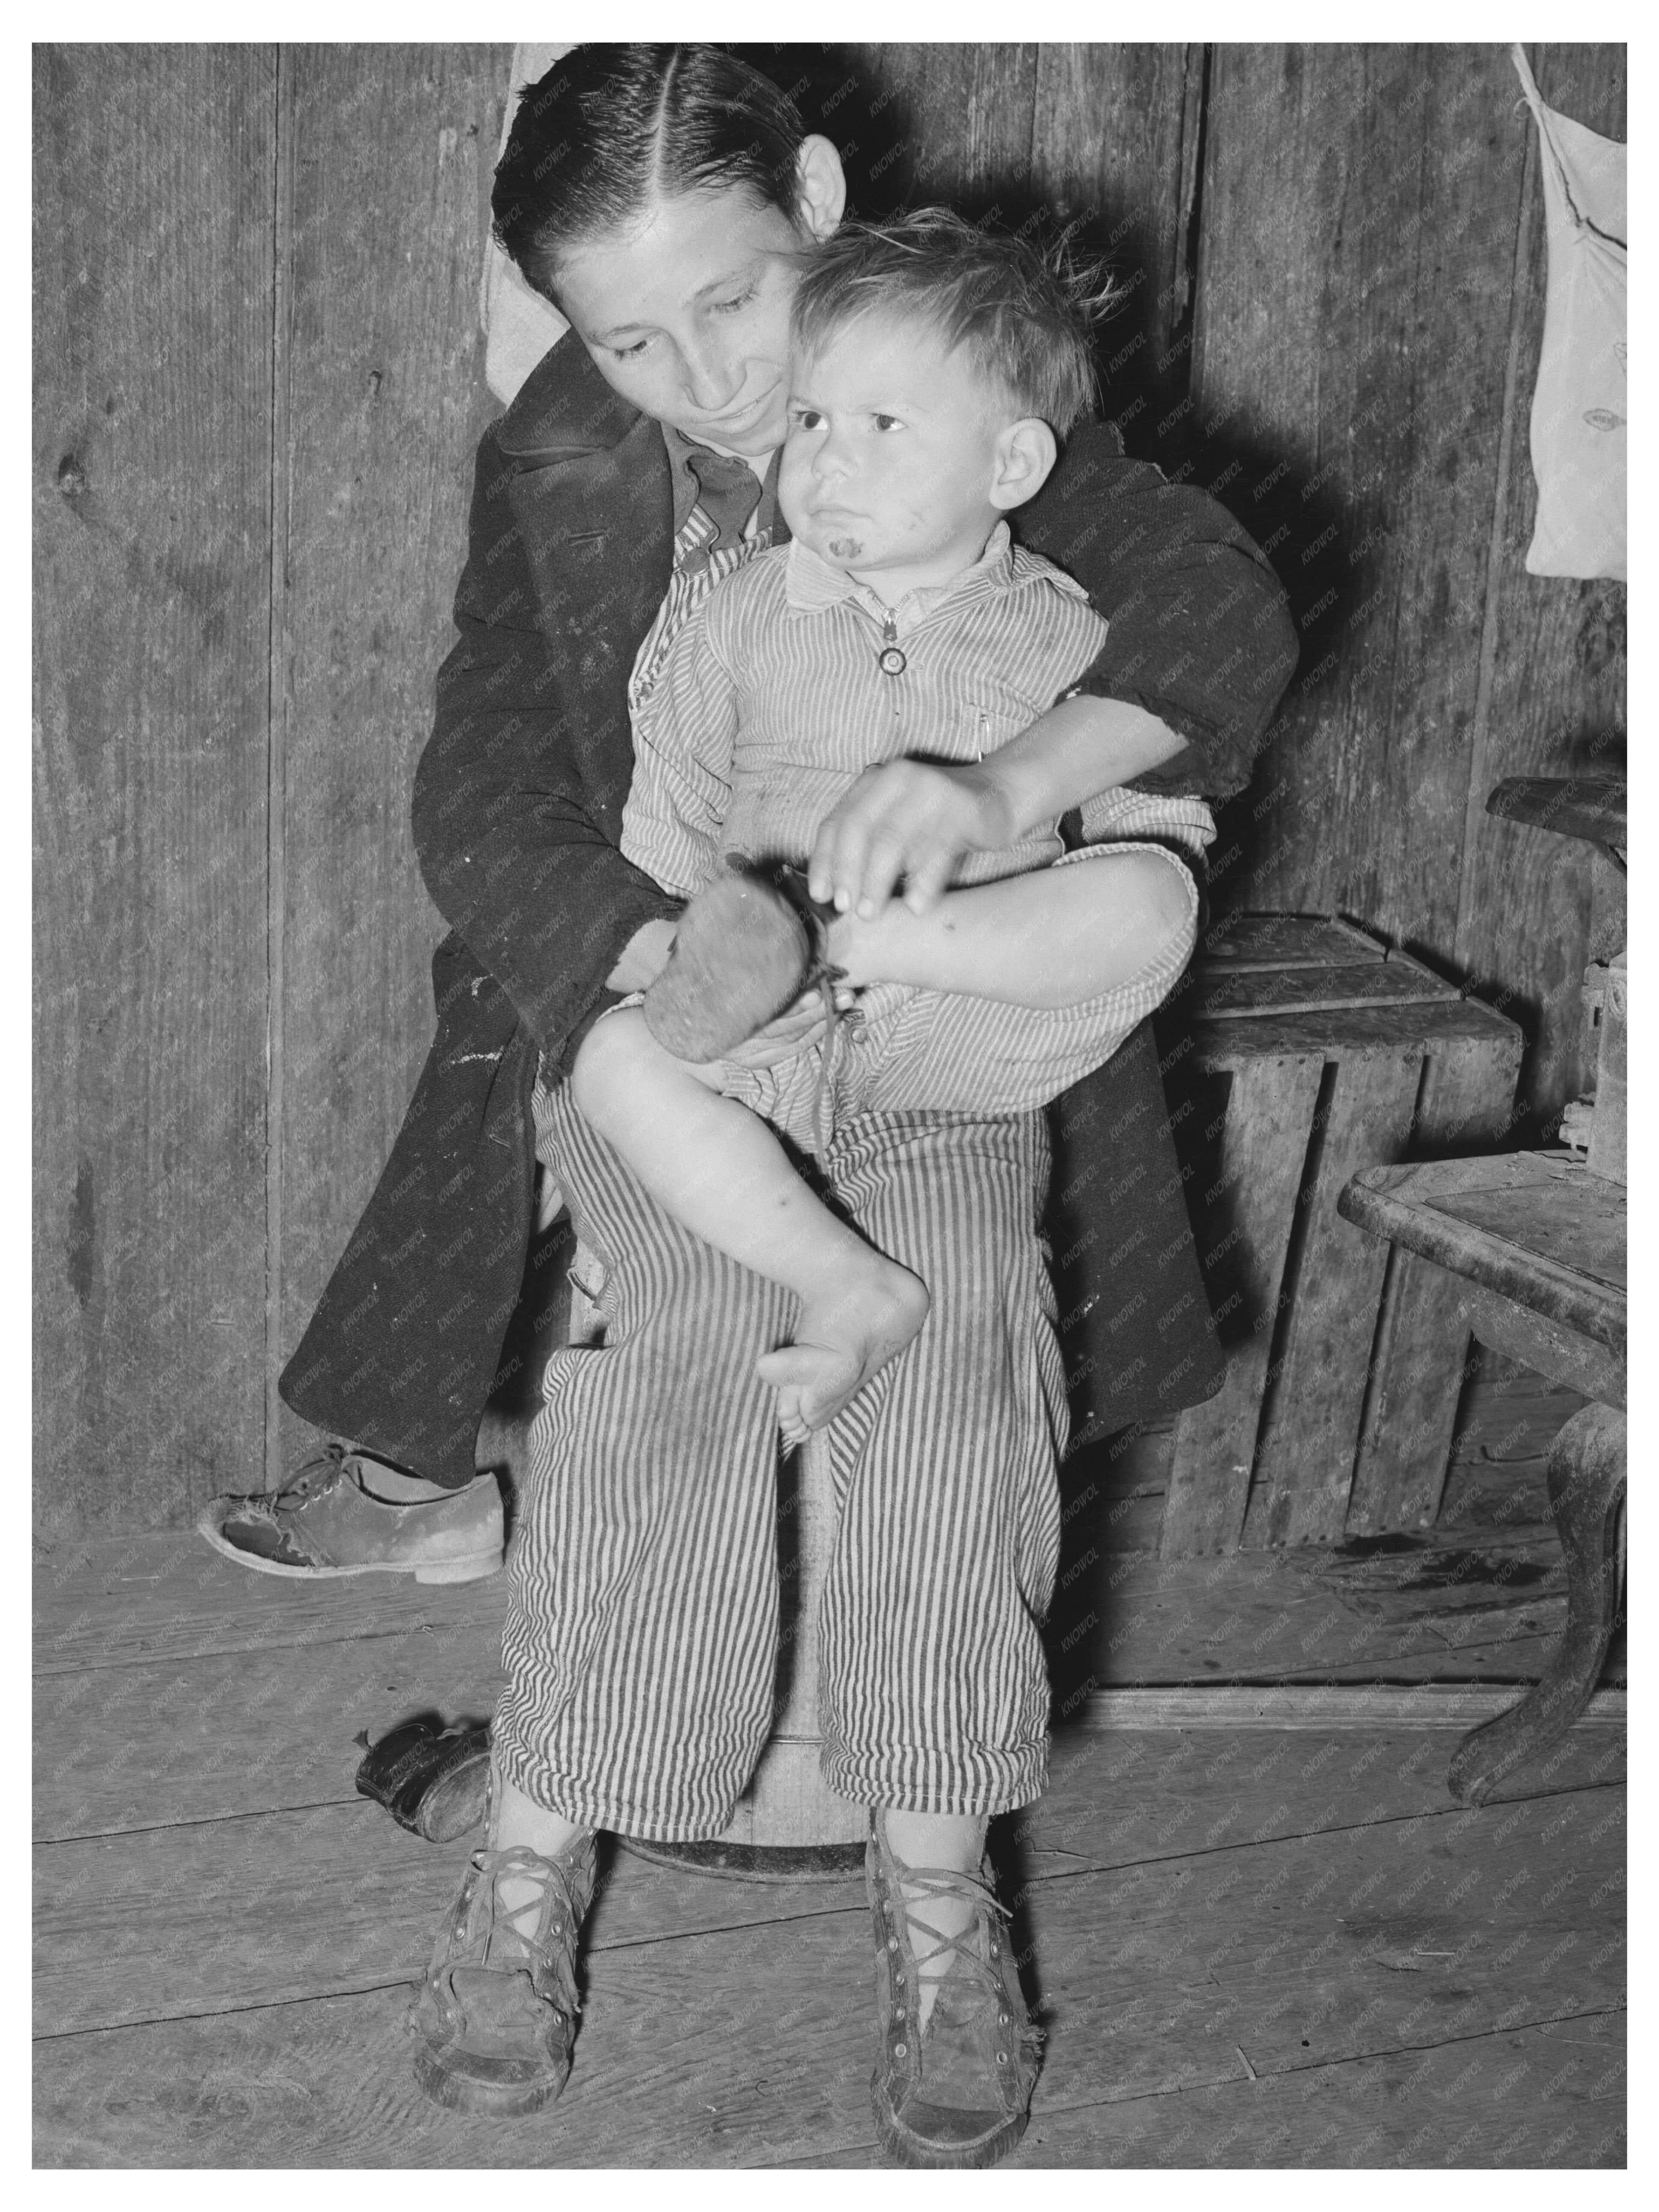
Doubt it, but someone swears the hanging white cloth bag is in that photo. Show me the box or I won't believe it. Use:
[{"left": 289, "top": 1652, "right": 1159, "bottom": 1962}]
[{"left": 1511, "top": 45, "right": 1626, "bottom": 582}]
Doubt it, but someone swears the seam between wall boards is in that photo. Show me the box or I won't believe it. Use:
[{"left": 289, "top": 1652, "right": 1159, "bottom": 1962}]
[
  {"left": 1023, "top": 48, "right": 1039, "bottom": 205},
  {"left": 265, "top": 46, "right": 295, "bottom": 1489},
  {"left": 1170, "top": 42, "right": 1210, "bottom": 416},
  {"left": 1452, "top": 53, "right": 1539, "bottom": 977}
]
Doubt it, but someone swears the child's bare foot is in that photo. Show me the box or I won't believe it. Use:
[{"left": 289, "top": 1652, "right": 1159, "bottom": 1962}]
[{"left": 757, "top": 1258, "right": 930, "bottom": 1445}]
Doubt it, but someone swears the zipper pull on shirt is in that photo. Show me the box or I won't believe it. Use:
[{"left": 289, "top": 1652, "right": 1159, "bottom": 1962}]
[{"left": 877, "top": 611, "right": 908, "bottom": 677}]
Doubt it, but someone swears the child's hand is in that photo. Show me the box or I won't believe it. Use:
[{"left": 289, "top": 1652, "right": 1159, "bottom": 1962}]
[
  {"left": 807, "top": 758, "right": 1015, "bottom": 920},
  {"left": 719, "top": 990, "right": 841, "bottom": 1070}
]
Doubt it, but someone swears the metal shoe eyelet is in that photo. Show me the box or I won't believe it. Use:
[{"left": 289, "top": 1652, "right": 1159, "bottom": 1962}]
[
  {"left": 895, "top": 2041, "right": 907, "bottom": 2057},
  {"left": 895, "top": 2006, "right": 904, "bottom": 2019},
  {"left": 888, "top": 1938, "right": 898, "bottom": 1951},
  {"left": 997, "top": 2051, "right": 1008, "bottom": 2064},
  {"left": 999, "top": 2012, "right": 1010, "bottom": 2024}
]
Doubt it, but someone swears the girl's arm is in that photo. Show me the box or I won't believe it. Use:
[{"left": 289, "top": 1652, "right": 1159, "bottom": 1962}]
[
  {"left": 1016, "top": 419, "right": 1299, "bottom": 802},
  {"left": 808, "top": 423, "right": 1298, "bottom": 917},
  {"left": 412, "top": 405, "right": 683, "bottom": 1057},
  {"left": 808, "top": 695, "right": 1180, "bottom": 917}
]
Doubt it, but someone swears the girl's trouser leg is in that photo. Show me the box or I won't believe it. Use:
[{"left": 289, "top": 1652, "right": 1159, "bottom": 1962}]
[
  {"left": 493, "top": 1078, "right": 794, "bottom": 1840},
  {"left": 817, "top": 1109, "right": 1066, "bottom": 1818}
]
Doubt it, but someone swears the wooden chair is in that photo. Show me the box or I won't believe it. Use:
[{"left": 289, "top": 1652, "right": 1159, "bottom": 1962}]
[
  {"left": 1340, "top": 1153, "right": 1625, "bottom": 1802},
  {"left": 1339, "top": 776, "right": 1627, "bottom": 1804}
]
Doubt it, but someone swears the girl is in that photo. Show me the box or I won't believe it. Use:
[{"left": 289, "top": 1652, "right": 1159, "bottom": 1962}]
[{"left": 359, "top": 44, "right": 1291, "bottom": 2167}]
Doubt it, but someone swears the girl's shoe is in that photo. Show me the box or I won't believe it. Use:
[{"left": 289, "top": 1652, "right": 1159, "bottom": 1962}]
[
  {"left": 409, "top": 1829, "right": 596, "bottom": 2115},
  {"left": 866, "top": 1809, "right": 1042, "bottom": 2169},
  {"left": 198, "top": 1443, "right": 503, "bottom": 1583}
]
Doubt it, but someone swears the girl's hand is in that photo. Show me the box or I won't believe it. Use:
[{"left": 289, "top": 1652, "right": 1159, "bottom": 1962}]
[{"left": 806, "top": 758, "right": 1015, "bottom": 920}]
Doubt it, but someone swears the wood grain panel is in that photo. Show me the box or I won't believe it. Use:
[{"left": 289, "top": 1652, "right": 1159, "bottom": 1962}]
[
  {"left": 1161, "top": 1053, "right": 1323, "bottom": 1556},
  {"left": 1028, "top": 44, "right": 1205, "bottom": 443},
  {"left": 32, "top": 1636, "right": 504, "bottom": 1843},
  {"left": 1019, "top": 2014, "right": 1625, "bottom": 2170},
  {"left": 32, "top": 46, "right": 276, "bottom": 1535},
  {"left": 275, "top": 45, "right": 514, "bottom": 1481},
  {"left": 842, "top": 43, "right": 1039, "bottom": 210},
  {"left": 35, "top": 1943, "right": 1622, "bottom": 2169},
  {"left": 31, "top": 1529, "right": 507, "bottom": 1676},
  {"left": 1056, "top": 1481, "right": 1606, "bottom": 1695},
  {"left": 1191, "top": 993, "right": 1524, "bottom": 1074},
  {"left": 1244, "top": 1046, "right": 1426, "bottom": 1546},
  {"left": 33, "top": 1798, "right": 860, "bottom": 2040},
  {"left": 1448, "top": 1282, "right": 1625, "bottom": 1410},
  {"left": 1190, "top": 46, "right": 1526, "bottom": 951},
  {"left": 1452, "top": 43, "right": 1627, "bottom": 1134},
  {"left": 1188, "top": 43, "right": 1624, "bottom": 1141},
  {"left": 833, "top": 44, "right": 1199, "bottom": 446},
  {"left": 1346, "top": 1028, "right": 1525, "bottom": 1535},
  {"left": 32, "top": 1726, "right": 1623, "bottom": 2165}
]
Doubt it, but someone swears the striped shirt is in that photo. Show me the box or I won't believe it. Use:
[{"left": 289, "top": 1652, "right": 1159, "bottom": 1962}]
[{"left": 623, "top": 523, "right": 1214, "bottom": 899}]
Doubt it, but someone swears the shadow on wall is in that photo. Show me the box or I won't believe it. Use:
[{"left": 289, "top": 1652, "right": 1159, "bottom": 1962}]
[
  {"left": 737, "top": 43, "right": 1351, "bottom": 797},
  {"left": 725, "top": 42, "right": 1626, "bottom": 1149}
]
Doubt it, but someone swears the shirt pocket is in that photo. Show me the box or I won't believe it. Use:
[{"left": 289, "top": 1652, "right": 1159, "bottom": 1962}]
[{"left": 967, "top": 693, "right": 1039, "bottom": 761}]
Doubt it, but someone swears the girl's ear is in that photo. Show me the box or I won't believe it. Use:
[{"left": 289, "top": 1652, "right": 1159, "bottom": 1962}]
[
  {"left": 795, "top": 136, "right": 847, "bottom": 242},
  {"left": 989, "top": 418, "right": 1059, "bottom": 512}
]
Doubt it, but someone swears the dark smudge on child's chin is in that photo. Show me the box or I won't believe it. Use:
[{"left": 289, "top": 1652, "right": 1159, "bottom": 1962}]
[{"left": 828, "top": 536, "right": 863, "bottom": 559}]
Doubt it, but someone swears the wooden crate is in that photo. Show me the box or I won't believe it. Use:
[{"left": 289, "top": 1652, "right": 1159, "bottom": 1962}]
[{"left": 1154, "top": 914, "right": 1523, "bottom": 1558}]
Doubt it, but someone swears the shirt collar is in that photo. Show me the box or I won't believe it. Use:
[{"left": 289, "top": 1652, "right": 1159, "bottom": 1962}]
[
  {"left": 783, "top": 520, "right": 1017, "bottom": 626},
  {"left": 661, "top": 423, "right": 780, "bottom": 540}
]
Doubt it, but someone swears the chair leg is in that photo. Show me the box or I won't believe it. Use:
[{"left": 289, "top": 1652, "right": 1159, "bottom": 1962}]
[{"left": 1448, "top": 1402, "right": 1626, "bottom": 1805}]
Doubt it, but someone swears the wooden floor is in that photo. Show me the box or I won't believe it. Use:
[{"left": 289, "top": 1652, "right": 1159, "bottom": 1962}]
[{"left": 34, "top": 1365, "right": 1625, "bottom": 2168}]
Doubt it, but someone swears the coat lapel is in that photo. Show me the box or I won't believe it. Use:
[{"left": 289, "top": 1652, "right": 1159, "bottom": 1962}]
[{"left": 497, "top": 336, "right": 676, "bottom": 664}]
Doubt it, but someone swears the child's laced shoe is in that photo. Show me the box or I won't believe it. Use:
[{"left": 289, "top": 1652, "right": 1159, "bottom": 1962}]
[
  {"left": 408, "top": 1777, "right": 595, "bottom": 2116},
  {"left": 866, "top": 1808, "right": 1043, "bottom": 2168}
]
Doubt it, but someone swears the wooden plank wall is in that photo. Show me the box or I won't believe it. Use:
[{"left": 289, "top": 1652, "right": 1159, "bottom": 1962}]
[
  {"left": 33, "top": 43, "right": 1626, "bottom": 1536},
  {"left": 274, "top": 45, "right": 510, "bottom": 1479},
  {"left": 1186, "top": 45, "right": 1627, "bottom": 1136},
  {"left": 34, "top": 44, "right": 508, "bottom": 1533},
  {"left": 34, "top": 47, "right": 277, "bottom": 1541}
]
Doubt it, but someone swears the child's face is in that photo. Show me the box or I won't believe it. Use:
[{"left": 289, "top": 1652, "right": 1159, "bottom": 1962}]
[{"left": 779, "top": 313, "right": 1018, "bottom": 589}]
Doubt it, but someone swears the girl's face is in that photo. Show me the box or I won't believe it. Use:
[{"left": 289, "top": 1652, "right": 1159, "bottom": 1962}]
[{"left": 556, "top": 185, "right": 834, "bottom": 459}]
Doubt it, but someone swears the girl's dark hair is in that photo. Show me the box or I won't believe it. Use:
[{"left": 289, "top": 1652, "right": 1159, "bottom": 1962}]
[{"left": 492, "top": 45, "right": 810, "bottom": 303}]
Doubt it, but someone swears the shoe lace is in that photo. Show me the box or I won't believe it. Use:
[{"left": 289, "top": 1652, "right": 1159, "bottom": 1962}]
[
  {"left": 896, "top": 1862, "right": 1015, "bottom": 2012},
  {"left": 273, "top": 1440, "right": 349, "bottom": 1504},
  {"left": 470, "top": 1843, "right": 590, "bottom": 2000}
]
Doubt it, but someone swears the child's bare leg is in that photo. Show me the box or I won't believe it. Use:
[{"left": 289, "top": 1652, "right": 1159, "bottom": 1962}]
[
  {"left": 883, "top": 1809, "right": 988, "bottom": 2033},
  {"left": 570, "top": 1009, "right": 928, "bottom": 1443},
  {"left": 492, "top": 1768, "right": 589, "bottom": 1935},
  {"left": 830, "top": 847, "right": 1193, "bottom": 1006}
]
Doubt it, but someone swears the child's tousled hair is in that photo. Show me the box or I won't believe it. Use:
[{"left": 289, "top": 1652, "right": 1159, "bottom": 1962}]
[
  {"left": 493, "top": 44, "right": 810, "bottom": 304},
  {"left": 789, "top": 208, "right": 1120, "bottom": 435}
]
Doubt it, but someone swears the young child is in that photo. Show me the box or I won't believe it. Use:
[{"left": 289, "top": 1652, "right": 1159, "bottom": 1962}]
[{"left": 570, "top": 212, "right": 1215, "bottom": 1445}]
